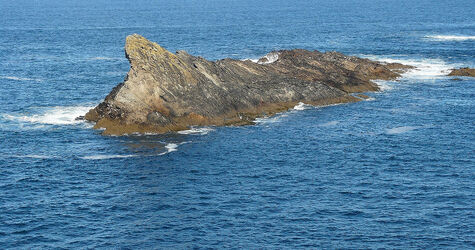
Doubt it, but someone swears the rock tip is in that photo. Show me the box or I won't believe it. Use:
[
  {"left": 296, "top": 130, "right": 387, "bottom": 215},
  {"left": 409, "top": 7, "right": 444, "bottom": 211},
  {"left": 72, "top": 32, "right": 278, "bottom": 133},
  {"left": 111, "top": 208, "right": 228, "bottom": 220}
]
[
  {"left": 124, "top": 33, "right": 171, "bottom": 58},
  {"left": 125, "top": 33, "right": 150, "bottom": 47}
]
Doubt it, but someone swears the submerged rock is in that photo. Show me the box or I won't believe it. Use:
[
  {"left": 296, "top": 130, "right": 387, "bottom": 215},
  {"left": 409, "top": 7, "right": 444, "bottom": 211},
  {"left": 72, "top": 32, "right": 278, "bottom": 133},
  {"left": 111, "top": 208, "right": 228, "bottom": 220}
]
[
  {"left": 447, "top": 67, "right": 475, "bottom": 77},
  {"left": 85, "top": 34, "right": 410, "bottom": 135}
]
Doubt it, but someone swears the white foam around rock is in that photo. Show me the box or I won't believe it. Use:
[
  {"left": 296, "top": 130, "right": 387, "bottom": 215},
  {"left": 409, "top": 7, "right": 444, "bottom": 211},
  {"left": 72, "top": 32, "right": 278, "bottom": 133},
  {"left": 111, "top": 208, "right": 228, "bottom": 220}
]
[
  {"left": 2, "top": 106, "right": 94, "bottom": 125},
  {"left": 177, "top": 127, "right": 214, "bottom": 135}
]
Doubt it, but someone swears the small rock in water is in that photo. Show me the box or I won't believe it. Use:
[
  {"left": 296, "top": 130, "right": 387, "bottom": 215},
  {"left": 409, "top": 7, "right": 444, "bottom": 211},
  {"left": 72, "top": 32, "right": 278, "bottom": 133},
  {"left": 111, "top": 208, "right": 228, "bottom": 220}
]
[{"left": 447, "top": 67, "right": 475, "bottom": 77}]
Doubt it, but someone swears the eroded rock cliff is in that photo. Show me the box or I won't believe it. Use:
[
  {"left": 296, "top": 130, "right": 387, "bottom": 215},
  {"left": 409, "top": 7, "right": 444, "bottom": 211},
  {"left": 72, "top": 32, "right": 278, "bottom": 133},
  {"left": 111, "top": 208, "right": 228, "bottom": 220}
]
[{"left": 85, "top": 34, "right": 410, "bottom": 135}]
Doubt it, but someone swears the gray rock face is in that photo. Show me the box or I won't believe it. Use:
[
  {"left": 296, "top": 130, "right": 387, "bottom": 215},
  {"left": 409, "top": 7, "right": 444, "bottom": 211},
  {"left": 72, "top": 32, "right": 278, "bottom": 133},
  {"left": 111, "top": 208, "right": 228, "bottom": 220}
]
[{"left": 85, "top": 34, "right": 409, "bottom": 135}]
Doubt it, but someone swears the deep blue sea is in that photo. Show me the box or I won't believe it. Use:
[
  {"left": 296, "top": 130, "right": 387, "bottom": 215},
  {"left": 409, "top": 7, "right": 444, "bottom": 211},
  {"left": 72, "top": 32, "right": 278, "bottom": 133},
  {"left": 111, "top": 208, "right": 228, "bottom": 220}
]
[{"left": 0, "top": 0, "right": 474, "bottom": 248}]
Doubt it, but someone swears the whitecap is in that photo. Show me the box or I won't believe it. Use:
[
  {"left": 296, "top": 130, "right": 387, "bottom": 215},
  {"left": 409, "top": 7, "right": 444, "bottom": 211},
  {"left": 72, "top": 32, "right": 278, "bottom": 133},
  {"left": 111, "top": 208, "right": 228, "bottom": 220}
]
[
  {"left": 2, "top": 105, "right": 94, "bottom": 125},
  {"left": 424, "top": 35, "right": 475, "bottom": 41},
  {"left": 385, "top": 126, "right": 420, "bottom": 135},
  {"left": 0, "top": 76, "right": 41, "bottom": 82},
  {"left": 80, "top": 154, "right": 137, "bottom": 160},
  {"left": 177, "top": 127, "right": 214, "bottom": 135}
]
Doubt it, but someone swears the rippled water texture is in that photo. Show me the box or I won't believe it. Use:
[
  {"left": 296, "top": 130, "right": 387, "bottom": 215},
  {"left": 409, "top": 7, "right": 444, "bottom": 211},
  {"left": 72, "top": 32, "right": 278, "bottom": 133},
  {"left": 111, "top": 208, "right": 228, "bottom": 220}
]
[{"left": 0, "top": 0, "right": 474, "bottom": 248}]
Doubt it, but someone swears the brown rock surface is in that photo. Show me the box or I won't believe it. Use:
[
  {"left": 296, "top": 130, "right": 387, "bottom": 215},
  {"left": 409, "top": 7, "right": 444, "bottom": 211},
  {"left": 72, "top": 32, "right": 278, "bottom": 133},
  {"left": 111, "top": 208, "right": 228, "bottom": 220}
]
[
  {"left": 447, "top": 67, "right": 475, "bottom": 77},
  {"left": 85, "top": 34, "right": 410, "bottom": 135}
]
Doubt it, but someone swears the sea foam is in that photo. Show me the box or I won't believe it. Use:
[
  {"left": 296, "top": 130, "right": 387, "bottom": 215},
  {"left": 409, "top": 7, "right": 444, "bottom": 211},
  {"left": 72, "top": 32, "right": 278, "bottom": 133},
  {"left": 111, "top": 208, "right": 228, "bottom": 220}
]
[
  {"left": 165, "top": 143, "right": 178, "bottom": 152},
  {"left": 372, "top": 80, "right": 394, "bottom": 91},
  {"left": 177, "top": 127, "right": 214, "bottom": 135},
  {"left": 293, "top": 102, "right": 312, "bottom": 110},
  {"left": 258, "top": 52, "right": 280, "bottom": 64},
  {"left": 425, "top": 35, "right": 475, "bottom": 41},
  {"left": 158, "top": 142, "right": 188, "bottom": 155},
  {"left": 2, "top": 106, "right": 94, "bottom": 125},
  {"left": 364, "top": 56, "right": 457, "bottom": 80},
  {"left": 254, "top": 113, "right": 288, "bottom": 124},
  {"left": 246, "top": 52, "right": 280, "bottom": 64}
]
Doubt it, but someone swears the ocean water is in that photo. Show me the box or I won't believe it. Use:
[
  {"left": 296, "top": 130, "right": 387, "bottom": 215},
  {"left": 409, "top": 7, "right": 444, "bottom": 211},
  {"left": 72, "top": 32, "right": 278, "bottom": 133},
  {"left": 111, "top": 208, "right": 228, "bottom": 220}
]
[{"left": 0, "top": 0, "right": 474, "bottom": 248}]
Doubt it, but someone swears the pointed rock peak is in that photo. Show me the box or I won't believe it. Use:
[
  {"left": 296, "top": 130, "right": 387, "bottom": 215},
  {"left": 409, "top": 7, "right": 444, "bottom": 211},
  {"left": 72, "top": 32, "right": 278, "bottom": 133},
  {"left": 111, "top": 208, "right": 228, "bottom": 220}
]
[{"left": 125, "top": 34, "right": 176, "bottom": 63}]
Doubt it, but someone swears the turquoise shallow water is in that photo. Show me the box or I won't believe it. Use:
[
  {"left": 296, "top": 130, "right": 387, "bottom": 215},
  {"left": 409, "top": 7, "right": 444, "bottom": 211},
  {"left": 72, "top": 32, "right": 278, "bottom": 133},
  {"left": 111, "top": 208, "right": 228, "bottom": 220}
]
[{"left": 0, "top": 0, "right": 474, "bottom": 248}]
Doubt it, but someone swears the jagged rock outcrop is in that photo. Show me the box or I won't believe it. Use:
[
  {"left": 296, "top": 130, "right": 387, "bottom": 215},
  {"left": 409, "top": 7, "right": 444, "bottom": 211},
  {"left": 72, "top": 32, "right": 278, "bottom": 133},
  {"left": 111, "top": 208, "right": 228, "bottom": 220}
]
[
  {"left": 448, "top": 67, "right": 475, "bottom": 77},
  {"left": 85, "top": 34, "right": 410, "bottom": 135}
]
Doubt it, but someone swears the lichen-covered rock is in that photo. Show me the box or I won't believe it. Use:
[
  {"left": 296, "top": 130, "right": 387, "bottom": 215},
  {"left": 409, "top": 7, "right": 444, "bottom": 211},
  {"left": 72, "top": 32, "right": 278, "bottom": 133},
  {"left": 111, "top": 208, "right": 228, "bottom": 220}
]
[
  {"left": 448, "top": 67, "right": 475, "bottom": 77},
  {"left": 85, "top": 34, "right": 409, "bottom": 135}
]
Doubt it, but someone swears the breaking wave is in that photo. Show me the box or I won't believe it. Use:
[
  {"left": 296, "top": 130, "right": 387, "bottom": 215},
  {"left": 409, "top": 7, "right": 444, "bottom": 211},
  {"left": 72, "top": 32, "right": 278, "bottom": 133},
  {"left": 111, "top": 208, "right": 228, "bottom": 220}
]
[
  {"left": 245, "top": 52, "right": 280, "bottom": 64},
  {"left": 424, "top": 35, "right": 475, "bottom": 41},
  {"left": 293, "top": 102, "right": 312, "bottom": 110},
  {"left": 2, "top": 106, "right": 94, "bottom": 126},
  {"left": 364, "top": 55, "right": 457, "bottom": 80},
  {"left": 257, "top": 52, "right": 280, "bottom": 64}
]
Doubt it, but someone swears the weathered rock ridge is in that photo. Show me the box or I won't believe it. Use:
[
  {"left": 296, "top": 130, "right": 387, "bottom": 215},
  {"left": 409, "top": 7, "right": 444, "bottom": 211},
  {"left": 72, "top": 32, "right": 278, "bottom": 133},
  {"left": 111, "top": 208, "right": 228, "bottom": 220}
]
[
  {"left": 447, "top": 67, "right": 475, "bottom": 77},
  {"left": 85, "top": 34, "right": 411, "bottom": 135}
]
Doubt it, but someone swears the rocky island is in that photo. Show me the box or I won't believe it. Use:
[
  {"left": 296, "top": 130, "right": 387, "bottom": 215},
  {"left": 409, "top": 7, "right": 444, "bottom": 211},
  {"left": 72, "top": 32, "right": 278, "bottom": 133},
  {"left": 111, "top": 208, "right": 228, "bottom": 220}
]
[{"left": 84, "top": 34, "right": 412, "bottom": 135}]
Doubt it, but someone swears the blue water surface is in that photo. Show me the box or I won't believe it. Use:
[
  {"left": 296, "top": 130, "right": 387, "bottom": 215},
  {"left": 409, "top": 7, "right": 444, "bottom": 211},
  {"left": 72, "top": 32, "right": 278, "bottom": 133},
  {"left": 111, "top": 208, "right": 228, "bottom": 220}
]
[{"left": 0, "top": 0, "right": 474, "bottom": 248}]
